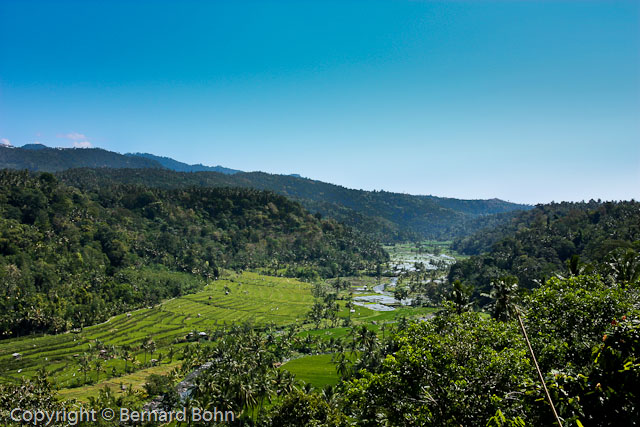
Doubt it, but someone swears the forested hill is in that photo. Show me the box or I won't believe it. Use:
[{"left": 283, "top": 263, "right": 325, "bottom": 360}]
[
  {"left": 0, "top": 145, "right": 530, "bottom": 241},
  {"left": 0, "top": 145, "right": 162, "bottom": 171},
  {"left": 56, "top": 168, "right": 530, "bottom": 241},
  {"left": 449, "top": 200, "right": 640, "bottom": 293},
  {"left": 0, "top": 170, "right": 386, "bottom": 338}
]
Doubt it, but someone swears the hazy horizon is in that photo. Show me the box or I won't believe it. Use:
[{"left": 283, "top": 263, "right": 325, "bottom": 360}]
[{"left": 1, "top": 1, "right": 638, "bottom": 204}]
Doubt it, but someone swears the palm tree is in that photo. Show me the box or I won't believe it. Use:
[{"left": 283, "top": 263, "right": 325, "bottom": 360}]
[
  {"left": 93, "top": 359, "right": 104, "bottom": 383},
  {"left": 308, "top": 301, "right": 325, "bottom": 329},
  {"left": 148, "top": 339, "right": 157, "bottom": 361},
  {"left": 78, "top": 354, "right": 91, "bottom": 384},
  {"left": 281, "top": 371, "right": 297, "bottom": 395},
  {"left": 321, "top": 384, "right": 339, "bottom": 408},
  {"left": 332, "top": 352, "right": 352, "bottom": 379},
  {"left": 121, "top": 346, "right": 132, "bottom": 373},
  {"left": 605, "top": 248, "right": 640, "bottom": 287},
  {"left": 566, "top": 254, "right": 585, "bottom": 276},
  {"left": 237, "top": 380, "right": 258, "bottom": 416},
  {"left": 354, "top": 325, "right": 377, "bottom": 352},
  {"left": 256, "top": 372, "right": 274, "bottom": 420},
  {"left": 345, "top": 294, "right": 354, "bottom": 319},
  {"left": 141, "top": 337, "right": 155, "bottom": 366},
  {"left": 450, "top": 280, "right": 472, "bottom": 314},
  {"left": 483, "top": 277, "right": 519, "bottom": 321}
]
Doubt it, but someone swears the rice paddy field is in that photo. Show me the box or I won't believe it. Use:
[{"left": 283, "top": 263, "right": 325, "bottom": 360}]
[
  {"left": 384, "top": 240, "right": 462, "bottom": 258},
  {"left": 383, "top": 240, "right": 466, "bottom": 271},
  {"left": 0, "top": 271, "right": 314, "bottom": 399},
  {"left": 281, "top": 354, "right": 339, "bottom": 388},
  {"left": 0, "top": 269, "right": 440, "bottom": 400}
]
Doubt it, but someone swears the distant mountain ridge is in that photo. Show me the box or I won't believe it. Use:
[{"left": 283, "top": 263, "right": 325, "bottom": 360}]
[
  {"left": 125, "top": 152, "right": 241, "bottom": 174},
  {"left": 0, "top": 144, "right": 531, "bottom": 241},
  {"left": 20, "top": 143, "right": 49, "bottom": 150}
]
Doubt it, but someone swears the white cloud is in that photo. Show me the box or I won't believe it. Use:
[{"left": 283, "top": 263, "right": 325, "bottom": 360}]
[
  {"left": 0, "top": 138, "right": 11, "bottom": 146},
  {"left": 63, "top": 132, "right": 87, "bottom": 141},
  {"left": 72, "top": 141, "right": 93, "bottom": 148},
  {"left": 58, "top": 132, "right": 94, "bottom": 148}
]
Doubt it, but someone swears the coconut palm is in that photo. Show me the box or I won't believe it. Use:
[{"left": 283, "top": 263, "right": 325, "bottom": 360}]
[
  {"left": 605, "top": 247, "right": 640, "bottom": 287},
  {"left": 450, "top": 280, "right": 473, "bottom": 314},
  {"left": 93, "top": 359, "right": 104, "bottom": 383},
  {"left": 484, "top": 276, "right": 520, "bottom": 321},
  {"left": 78, "top": 354, "right": 91, "bottom": 384},
  {"left": 332, "top": 352, "right": 352, "bottom": 379},
  {"left": 121, "top": 346, "right": 132, "bottom": 373}
]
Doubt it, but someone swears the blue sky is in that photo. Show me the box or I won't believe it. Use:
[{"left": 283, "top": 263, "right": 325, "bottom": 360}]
[{"left": 1, "top": 0, "right": 638, "bottom": 204}]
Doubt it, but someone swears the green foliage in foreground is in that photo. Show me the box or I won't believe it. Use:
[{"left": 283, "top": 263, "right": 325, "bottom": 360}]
[
  {"left": 336, "top": 274, "right": 640, "bottom": 426},
  {"left": 0, "top": 169, "right": 386, "bottom": 337},
  {"left": 344, "top": 313, "right": 533, "bottom": 426},
  {"left": 0, "top": 274, "right": 638, "bottom": 425},
  {"left": 269, "top": 390, "right": 347, "bottom": 427}
]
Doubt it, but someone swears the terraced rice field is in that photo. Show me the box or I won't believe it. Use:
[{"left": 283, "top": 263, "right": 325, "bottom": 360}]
[{"left": 0, "top": 272, "right": 313, "bottom": 397}]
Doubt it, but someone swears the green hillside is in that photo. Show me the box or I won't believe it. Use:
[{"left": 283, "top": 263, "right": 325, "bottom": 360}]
[
  {"left": 449, "top": 200, "right": 640, "bottom": 293},
  {"left": 0, "top": 170, "right": 385, "bottom": 338},
  {"left": 57, "top": 167, "right": 531, "bottom": 241},
  {"left": 0, "top": 145, "right": 530, "bottom": 241},
  {"left": 0, "top": 146, "right": 161, "bottom": 171}
]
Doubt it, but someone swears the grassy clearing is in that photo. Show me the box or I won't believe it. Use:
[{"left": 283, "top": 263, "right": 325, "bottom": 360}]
[
  {"left": 0, "top": 271, "right": 313, "bottom": 397},
  {"left": 281, "top": 354, "right": 339, "bottom": 388}
]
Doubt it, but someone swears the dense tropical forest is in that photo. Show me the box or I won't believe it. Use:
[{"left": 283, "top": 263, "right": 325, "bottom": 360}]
[
  {"left": 0, "top": 145, "right": 530, "bottom": 241},
  {"left": 449, "top": 201, "right": 640, "bottom": 294},
  {"left": 0, "top": 169, "right": 385, "bottom": 338},
  {"left": 57, "top": 167, "right": 528, "bottom": 242}
]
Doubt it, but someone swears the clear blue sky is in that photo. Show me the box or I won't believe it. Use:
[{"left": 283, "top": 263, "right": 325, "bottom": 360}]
[{"left": 1, "top": 0, "right": 638, "bottom": 204}]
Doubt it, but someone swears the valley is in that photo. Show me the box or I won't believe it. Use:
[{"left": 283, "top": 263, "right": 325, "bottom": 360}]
[
  {"left": 2, "top": 1, "right": 637, "bottom": 424},
  {"left": 0, "top": 168, "right": 637, "bottom": 425}
]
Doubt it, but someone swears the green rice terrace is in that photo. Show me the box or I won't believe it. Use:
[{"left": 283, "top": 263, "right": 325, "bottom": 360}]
[
  {"left": 0, "top": 272, "right": 313, "bottom": 398},
  {"left": 0, "top": 269, "right": 437, "bottom": 402}
]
